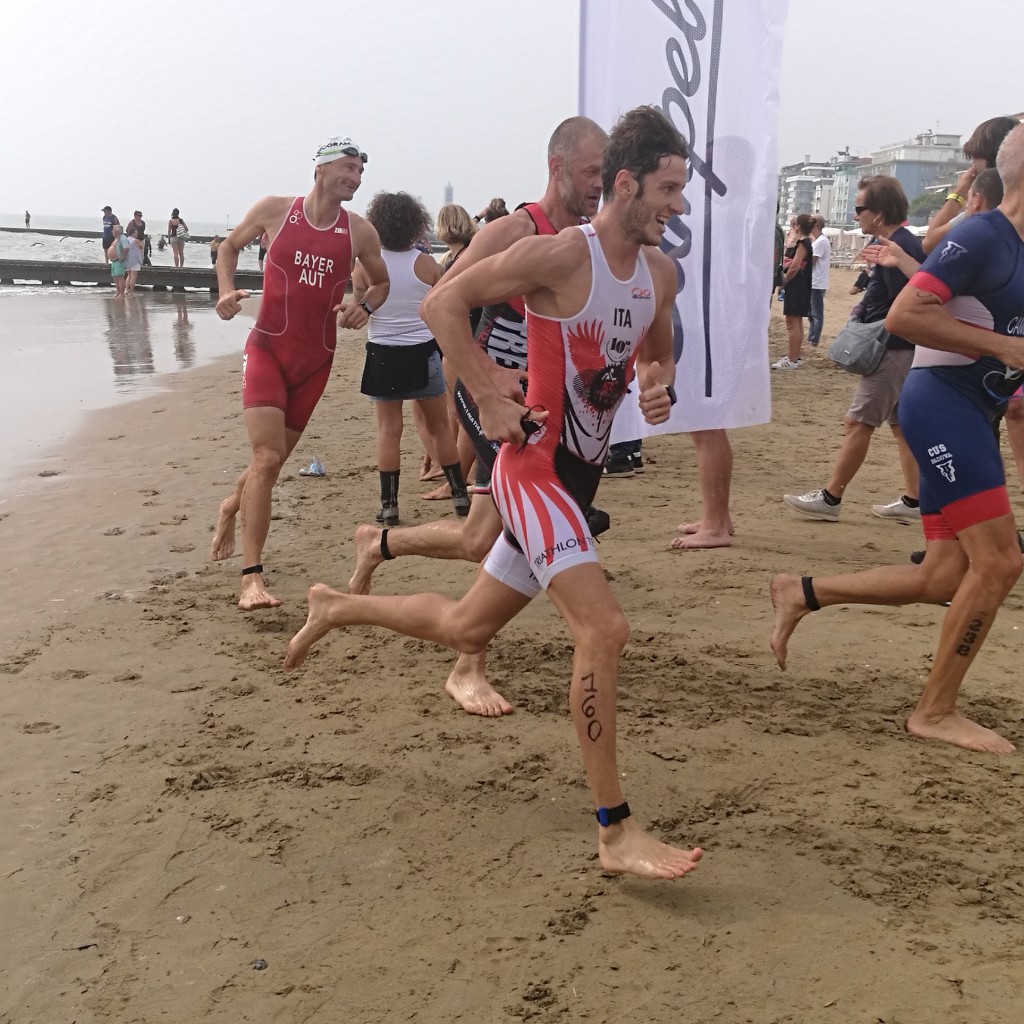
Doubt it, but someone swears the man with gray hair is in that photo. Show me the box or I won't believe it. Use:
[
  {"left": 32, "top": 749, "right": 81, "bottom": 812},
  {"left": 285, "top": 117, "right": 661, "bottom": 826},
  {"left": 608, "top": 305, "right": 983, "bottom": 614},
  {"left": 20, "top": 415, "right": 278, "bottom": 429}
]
[{"left": 807, "top": 214, "right": 831, "bottom": 347}]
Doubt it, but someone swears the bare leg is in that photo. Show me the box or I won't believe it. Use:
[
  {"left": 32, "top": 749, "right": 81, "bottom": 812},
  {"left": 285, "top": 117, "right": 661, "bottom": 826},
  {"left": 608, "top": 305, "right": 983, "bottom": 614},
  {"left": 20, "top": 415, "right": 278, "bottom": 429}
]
[
  {"left": 825, "top": 418, "right": 875, "bottom": 498},
  {"left": 890, "top": 423, "right": 920, "bottom": 500},
  {"left": 672, "top": 429, "right": 734, "bottom": 549},
  {"left": 546, "top": 564, "right": 702, "bottom": 879},
  {"left": 785, "top": 314, "right": 803, "bottom": 362},
  {"left": 348, "top": 497, "right": 502, "bottom": 595},
  {"left": 770, "top": 541, "right": 966, "bottom": 669},
  {"left": 286, "top": 568, "right": 530, "bottom": 671},
  {"left": 906, "top": 516, "right": 1021, "bottom": 752},
  {"left": 236, "top": 409, "right": 300, "bottom": 611}
]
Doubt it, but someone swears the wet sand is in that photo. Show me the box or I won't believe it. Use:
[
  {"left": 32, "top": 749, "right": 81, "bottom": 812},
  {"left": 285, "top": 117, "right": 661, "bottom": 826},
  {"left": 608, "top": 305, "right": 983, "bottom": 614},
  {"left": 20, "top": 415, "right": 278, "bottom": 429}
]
[{"left": 3, "top": 270, "right": 1024, "bottom": 1022}]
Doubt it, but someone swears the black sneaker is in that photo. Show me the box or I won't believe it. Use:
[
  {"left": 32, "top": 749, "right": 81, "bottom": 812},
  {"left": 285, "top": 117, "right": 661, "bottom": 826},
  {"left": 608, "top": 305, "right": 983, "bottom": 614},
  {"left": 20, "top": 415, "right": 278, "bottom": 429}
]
[
  {"left": 603, "top": 454, "right": 634, "bottom": 479},
  {"left": 631, "top": 453, "right": 645, "bottom": 474},
  {"left": 375, "top": 504, "right": 399, "bottom": 526}
]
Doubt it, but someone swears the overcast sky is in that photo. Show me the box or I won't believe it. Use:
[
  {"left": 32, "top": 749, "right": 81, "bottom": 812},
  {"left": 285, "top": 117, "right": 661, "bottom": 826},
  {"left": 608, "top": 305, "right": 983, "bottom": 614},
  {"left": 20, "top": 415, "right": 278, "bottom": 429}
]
[{"left": 2, "top": 0, "right": 1019, "bottom": 225}]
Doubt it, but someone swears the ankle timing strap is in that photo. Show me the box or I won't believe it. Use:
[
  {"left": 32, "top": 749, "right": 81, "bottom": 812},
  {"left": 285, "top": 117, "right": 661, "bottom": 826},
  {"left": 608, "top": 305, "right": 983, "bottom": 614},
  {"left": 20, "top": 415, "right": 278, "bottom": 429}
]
[
  {"left": 380, "top": 529, "right": 395, "bottom": 561},
  {"left": 595, "top": 801, "right": 630, "bottom": 827},
  {"left": 801, "top": 576, "right": 821, "bottom": 611},
  {"left": 241, "top": 563, "right": 264, "bottom": 577}
]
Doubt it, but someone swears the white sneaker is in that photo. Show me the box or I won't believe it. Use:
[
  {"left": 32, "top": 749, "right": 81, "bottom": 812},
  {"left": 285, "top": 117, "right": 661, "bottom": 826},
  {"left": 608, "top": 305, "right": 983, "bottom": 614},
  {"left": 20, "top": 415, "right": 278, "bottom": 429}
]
[
  {"left": 871, "top": 497, "right": 922, "bottom": 522},
  {"left": 772, "top": 356, "right": 802, "bottom": 370},
  {"left": 783, "top": 488, "right": 840, "bottom": 521}
]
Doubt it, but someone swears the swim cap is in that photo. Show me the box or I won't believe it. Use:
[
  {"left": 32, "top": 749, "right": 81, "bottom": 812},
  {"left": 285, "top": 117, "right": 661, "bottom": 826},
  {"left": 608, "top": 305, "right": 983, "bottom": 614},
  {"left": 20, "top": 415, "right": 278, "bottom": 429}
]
[{"left": 313, "top": 137, "right": 368, "bottom": 166}]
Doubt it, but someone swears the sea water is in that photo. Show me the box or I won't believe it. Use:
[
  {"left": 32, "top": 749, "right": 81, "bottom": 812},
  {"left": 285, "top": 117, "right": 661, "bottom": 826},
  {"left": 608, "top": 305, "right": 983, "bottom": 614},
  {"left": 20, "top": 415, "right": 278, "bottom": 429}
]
[
  {"left": 0, "top": 290, "right": 250, "bottom": 489},
  {"left": 0, "top": 215, "right": 266, "bottom": 488}
]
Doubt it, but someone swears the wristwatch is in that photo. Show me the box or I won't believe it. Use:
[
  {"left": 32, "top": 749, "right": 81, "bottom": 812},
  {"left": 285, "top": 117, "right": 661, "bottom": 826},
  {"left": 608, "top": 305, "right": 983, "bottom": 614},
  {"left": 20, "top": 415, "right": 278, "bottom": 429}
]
[{"left": 360, "top": 300, "right": 374, "bottom": 316}]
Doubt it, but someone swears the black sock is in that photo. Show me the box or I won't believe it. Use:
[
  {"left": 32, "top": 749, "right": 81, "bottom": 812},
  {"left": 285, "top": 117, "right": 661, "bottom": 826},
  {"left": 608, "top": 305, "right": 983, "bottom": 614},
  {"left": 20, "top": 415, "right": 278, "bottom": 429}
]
[
  {"left": 441, "top": 462, "right": 467, "bottom": 498},
  {"left": 380, "top": 469, "right": 399, "bottom": 507},
  {"left": 901, "top": 495, "right": 920, "bottom": 509},
  {"left": 821, "top": 488, "right": 841, "bottom": 505}
]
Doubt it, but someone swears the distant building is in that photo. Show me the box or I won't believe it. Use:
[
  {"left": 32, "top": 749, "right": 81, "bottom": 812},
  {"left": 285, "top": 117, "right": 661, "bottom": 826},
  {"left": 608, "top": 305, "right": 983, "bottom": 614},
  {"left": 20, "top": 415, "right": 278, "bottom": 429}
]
[
  {"left": 861, "top": 130, "right": 964, "bottom": 206},
  {"left": 443, "top": 181, "right": 454, "bottom": 207},
  {"left": 778, "top": 131, "right": 966, "bottom": 228}
]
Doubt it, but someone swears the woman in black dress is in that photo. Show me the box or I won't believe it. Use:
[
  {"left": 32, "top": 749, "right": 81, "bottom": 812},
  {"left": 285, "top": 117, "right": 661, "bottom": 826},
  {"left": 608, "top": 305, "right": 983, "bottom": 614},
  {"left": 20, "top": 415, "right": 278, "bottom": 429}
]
[{"left": 774, "top": 212, "right": 814, "bottom": 369}]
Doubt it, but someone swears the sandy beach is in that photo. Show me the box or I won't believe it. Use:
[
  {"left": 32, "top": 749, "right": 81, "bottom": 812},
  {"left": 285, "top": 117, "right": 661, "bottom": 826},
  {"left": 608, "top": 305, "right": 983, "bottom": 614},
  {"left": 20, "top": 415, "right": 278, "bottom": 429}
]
[{"left": 3, "top": 269, "right": 1024, "bottom": 1023}]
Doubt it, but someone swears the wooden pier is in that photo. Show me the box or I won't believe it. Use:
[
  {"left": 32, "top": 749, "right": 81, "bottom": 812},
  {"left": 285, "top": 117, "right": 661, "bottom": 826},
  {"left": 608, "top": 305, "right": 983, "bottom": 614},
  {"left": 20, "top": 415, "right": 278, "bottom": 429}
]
[
  {"left": 0, "top": 259, "right": 263, "bottom": 291},
  {"left": 1, "top": 226, "right": 223, "bottom": 244}
]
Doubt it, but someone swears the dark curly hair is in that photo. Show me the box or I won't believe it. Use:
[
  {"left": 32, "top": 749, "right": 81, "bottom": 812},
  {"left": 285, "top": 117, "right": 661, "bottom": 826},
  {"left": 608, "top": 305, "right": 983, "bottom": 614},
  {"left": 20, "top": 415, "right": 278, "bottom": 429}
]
[
  {"left": 601, "top": 105, "right": 688, "bottom": 202},
  {"left": 364, "top": 191, "right": 433, "bottom": 251}
]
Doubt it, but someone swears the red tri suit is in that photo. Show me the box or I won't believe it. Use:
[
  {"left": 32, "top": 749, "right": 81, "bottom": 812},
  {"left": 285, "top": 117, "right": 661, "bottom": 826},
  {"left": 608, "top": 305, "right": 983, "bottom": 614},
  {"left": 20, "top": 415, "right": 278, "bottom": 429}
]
[
  {"left": 483, "top": 224, "right": 656, "bottom": 596},
  {"left": 242, "top": 196, "right": 353, "bottom": 431}
]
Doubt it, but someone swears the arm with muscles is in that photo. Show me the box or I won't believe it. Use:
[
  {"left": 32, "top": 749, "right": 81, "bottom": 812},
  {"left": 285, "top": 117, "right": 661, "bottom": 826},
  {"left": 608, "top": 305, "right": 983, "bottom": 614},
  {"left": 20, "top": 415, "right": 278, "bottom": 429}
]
[
  {"left": 441, "top": 209, "right": 537, "bottom": 282},
  {"left": 887, "top": 218, "right": 1023, "bottom": 365},
  {"left": 635, "top": 249, "right": 679, "bottom": 425},
  {"left": 421, "top": 233, "right": 577, "bottom": 444},
  {"left": 887, "top": 286, "right": 1024, "bottom": 367},
  {"left": 338, "top": 214, "right": 389, "bottom": 329},
  {"left": 215, "top": 195, "right": 290, "bottom": 319},
  {"left": 923, "top": 165, "right": 976, "bottom": 254}
]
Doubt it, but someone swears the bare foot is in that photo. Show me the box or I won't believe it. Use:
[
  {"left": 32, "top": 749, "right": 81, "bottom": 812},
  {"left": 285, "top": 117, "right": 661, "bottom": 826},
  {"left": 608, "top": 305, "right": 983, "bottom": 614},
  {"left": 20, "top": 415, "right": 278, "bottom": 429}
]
[
  {"left": 598, "top": 818, "right": 703, "bottom": 879},
  {"left": 349, "top": 524, "right": 384, "bottom": 595},
  {"left": 906, "top": 709, "right": 1016, "bottom": 753},
  {"left": 210, "top": 498, "right": 237, "bottom": 560},
  {"left": 284, "top": 583, "right": 344, "bottom": 670},
  {"left": 419, "top": 456, "right": 444, "bottom": 482},
  {"left": 677, "top": 518, "right": 735, "bottom": 536},
  {"left": 769, "top": 573, "right": 810, "bottom": 669},
  {"left": 445, "top": 658, "right": 513, "bottom": 716},
  {"left": 670, "top": 526, "right": 732, "bottom": 550},
  {"left": 421, "top": 482, "right": 452, "bottom": 501},
  {"left": 238, "top": 573, "right": 282, "bottom": 611}
]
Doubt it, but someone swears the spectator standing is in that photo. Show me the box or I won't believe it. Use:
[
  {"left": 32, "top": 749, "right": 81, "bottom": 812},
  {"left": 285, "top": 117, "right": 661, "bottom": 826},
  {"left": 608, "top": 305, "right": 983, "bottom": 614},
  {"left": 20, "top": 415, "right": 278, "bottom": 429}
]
[
  {"left": 772, "top": 212, "right": 814, "bottom": 369},
  {"left": 24, "top": 211, "right": 30, "bottom": 228},
  {"left": 101, "top": 205, "right": 120, "bottom": 264},
  {"left": 168, "top": 208, "right": 189, "bottom": 268},
  {"left": 124, "top": 223, "right": 144, "bottom": 293},
  {"left": 783, "top": 176, "right": 925, "bottom": 521},
  {"left": 807, "top": 215, "right": 831, "bottom": 347}
]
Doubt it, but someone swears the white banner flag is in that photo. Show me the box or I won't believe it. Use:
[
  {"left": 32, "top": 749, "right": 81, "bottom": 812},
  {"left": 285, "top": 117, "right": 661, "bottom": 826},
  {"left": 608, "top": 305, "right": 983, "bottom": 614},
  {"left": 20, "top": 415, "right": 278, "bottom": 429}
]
[{"left": 579, "top": 0, "right": 788, "bottom": 436}]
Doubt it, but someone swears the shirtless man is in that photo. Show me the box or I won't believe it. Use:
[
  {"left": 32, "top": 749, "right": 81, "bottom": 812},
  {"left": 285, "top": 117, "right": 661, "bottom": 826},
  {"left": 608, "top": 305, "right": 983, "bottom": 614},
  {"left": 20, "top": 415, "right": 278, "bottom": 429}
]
[
  {"left": 286, "top": 106, "right": 703, "bottom": 880},
  {"left": 772, "top": 124, "right": 1024, "bottom": 754},
  {"left": 210, "top": 136, "right": 389, "bottom": 610},
  {"left": 348, "top": 116, "right": 608, "bottom": 716}
]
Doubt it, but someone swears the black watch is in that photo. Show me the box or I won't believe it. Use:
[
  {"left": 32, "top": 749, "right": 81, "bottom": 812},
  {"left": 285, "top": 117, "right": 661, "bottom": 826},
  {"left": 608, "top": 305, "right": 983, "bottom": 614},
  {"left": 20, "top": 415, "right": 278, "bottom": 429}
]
[
  {"left": 665, "top": 383, "right": 678, "bottom": 406},
  {"left": 360, "top": 300, "right": 373, "bottom": 316}
]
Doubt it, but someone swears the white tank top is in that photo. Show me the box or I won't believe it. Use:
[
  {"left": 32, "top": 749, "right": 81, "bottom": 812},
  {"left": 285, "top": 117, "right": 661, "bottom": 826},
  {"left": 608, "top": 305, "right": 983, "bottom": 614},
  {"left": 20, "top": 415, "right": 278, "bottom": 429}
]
[{"left": 367, "top": 248, "right": 433, "bottom": 347}]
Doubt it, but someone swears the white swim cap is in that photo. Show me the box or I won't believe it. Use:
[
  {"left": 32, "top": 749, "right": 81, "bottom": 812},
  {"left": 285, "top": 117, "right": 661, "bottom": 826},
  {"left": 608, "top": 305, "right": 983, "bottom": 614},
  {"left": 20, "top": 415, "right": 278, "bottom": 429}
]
[{"left": 313, "top": 137, "right": 368, "bottom": 166}]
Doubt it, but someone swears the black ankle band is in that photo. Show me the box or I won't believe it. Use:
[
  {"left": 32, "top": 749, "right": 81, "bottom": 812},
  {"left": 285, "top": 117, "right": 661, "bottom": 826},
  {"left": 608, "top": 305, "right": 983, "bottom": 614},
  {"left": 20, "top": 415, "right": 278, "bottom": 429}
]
[
  {"left": 241, "top": 563, "right": 264, "bottom": 577},
  {"left": 380, "top": 529, "right": 394, "bottom": 561},
  {"left": 801, "top": 575, "right": 821, "bottom": 612},
  {"left": 595, "top": 801, "right": 631, "bottom": 827}
]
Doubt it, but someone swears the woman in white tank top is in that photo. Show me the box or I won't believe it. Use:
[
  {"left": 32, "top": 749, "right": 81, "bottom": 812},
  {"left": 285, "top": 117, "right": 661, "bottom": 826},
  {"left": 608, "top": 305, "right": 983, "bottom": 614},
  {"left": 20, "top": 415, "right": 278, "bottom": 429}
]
[{"left": 351, "top": 192, "right": 469, "bottom": 525}]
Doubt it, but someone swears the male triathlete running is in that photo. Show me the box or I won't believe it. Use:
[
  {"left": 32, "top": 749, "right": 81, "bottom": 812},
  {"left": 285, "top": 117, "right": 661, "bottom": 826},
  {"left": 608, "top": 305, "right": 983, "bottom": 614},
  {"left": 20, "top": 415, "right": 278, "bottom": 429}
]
[
  {"left": 210, "top": 136, "right": 389, "bottom": 611},
  {"left": 285, "top": 106, "right": 703, "bottom": 880},
  {"left": 347, "top": 116, "right": 607, "bottom": 716},
  {"left": 772, "top": 124, "right": 1024, "bottom": 754}
]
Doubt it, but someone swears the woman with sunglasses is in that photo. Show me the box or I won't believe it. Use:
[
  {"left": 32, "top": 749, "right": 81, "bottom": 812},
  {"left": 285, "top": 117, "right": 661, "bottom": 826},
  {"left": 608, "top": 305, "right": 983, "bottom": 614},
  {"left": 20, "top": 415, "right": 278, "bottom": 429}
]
[{"left": 782, "top": 175, "right": 925, "bottom": 522}]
